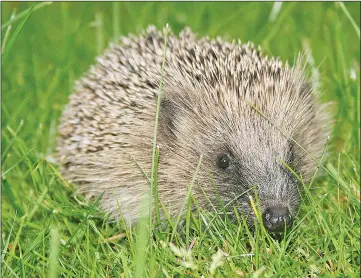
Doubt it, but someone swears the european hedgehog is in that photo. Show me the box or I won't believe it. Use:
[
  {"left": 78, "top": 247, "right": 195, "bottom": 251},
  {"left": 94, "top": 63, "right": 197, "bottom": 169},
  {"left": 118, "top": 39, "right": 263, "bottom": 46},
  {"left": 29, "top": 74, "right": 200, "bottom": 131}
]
[{"left": 57, "top": 26, "right": 328, "bottom": 232}]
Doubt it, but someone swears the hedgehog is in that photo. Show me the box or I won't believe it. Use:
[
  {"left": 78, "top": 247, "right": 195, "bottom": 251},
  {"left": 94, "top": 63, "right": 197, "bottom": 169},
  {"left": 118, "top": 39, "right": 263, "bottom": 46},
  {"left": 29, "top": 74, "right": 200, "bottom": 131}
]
[{"left": 56, "top": 26, "right": 329, "bottom": 233}]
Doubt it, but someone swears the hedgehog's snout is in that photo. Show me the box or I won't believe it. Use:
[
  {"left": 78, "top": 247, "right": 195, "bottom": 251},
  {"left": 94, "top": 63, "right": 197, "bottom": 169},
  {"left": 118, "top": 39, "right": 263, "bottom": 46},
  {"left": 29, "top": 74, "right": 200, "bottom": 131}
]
[{"left": 262, "top": 206, "right": 293, "bottom": 233}]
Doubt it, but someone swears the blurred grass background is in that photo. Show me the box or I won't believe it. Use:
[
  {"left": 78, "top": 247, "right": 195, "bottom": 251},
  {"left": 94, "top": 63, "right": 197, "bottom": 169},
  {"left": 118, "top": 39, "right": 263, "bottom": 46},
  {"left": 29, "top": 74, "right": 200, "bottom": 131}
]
[{"left": 1, "top": 2, "right": 360, "bottom": 277}]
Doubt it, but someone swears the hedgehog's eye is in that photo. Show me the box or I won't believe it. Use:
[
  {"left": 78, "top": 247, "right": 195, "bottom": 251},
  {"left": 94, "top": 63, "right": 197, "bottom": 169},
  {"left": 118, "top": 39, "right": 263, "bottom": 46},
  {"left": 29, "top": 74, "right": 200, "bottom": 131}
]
[{"left": 216, "top": 154, "right": 230, "bottom": 169}]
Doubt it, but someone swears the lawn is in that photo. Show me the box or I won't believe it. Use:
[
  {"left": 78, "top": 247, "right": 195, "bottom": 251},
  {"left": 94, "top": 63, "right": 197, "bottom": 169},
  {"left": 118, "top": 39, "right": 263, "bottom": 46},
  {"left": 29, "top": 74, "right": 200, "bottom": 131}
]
[{"left": 1, "top": 2, "right": 360, "bottom": 277}]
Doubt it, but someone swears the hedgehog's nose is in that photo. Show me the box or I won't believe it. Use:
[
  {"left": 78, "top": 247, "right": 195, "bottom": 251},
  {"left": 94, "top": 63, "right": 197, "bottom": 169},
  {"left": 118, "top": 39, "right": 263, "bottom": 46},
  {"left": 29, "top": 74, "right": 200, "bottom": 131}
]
[{"left": 262, "top": 206, "right": 292, "bottom": 233}]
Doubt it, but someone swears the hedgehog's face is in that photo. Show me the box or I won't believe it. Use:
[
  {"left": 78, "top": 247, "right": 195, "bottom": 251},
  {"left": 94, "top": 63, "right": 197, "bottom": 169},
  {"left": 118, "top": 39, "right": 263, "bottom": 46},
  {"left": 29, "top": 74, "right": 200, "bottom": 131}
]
[
  {"left": 159, "top": 91, "right": 301, "bottom": 233},
  {"left": 206, "top": 135, "right": 301, "bottom": 233}
]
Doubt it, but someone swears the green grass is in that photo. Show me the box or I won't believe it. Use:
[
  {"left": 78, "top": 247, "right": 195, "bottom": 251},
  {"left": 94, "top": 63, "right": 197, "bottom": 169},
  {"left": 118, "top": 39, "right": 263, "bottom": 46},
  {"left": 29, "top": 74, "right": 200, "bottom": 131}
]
[{"left": 2, "top": 2, "right": 360, "bottom": 277}]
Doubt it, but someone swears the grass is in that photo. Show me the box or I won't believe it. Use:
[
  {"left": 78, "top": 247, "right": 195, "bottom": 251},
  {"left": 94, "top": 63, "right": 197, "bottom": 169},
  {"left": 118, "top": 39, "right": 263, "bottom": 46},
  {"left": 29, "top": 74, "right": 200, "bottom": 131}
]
[{"left": 1, "top": 2, "right": 360, "bottom": 277}]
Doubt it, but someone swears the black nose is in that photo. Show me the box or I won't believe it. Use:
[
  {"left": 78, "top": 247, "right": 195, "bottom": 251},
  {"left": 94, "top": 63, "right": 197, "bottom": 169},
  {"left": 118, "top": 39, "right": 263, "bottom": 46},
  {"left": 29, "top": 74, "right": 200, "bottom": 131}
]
[{"left": 262, "top": 207, "right": 292, "bottom": 233}]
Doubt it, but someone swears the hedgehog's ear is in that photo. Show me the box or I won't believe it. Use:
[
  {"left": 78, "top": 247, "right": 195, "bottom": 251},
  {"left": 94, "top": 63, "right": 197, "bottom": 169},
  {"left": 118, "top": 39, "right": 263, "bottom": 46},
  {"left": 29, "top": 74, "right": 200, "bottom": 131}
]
[{"left": 159, "top": 98, "right": 178, "bottom": 139}]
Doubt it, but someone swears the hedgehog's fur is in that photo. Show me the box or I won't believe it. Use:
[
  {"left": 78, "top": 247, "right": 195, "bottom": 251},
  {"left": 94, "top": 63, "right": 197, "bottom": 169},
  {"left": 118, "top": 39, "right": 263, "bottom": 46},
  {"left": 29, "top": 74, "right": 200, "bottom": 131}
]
[{"left": 57, "top": 26, "right": 329, "bottom": 226}]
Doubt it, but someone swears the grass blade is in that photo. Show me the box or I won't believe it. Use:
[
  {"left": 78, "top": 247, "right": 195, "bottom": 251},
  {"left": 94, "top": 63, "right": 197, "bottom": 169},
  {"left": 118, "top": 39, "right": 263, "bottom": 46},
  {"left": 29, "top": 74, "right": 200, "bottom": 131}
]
[
  {"left": 1, "top": 2, "right": 52, "bottom": 30},
  {"left": 48, "top": 228, "right": 59, "bottom": 278},
  {"left": 337, "top": 2, "right": 360, "bottom": 39},
  {"left": 2, "top": 3, "right": 37, "bottom": 62}
]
